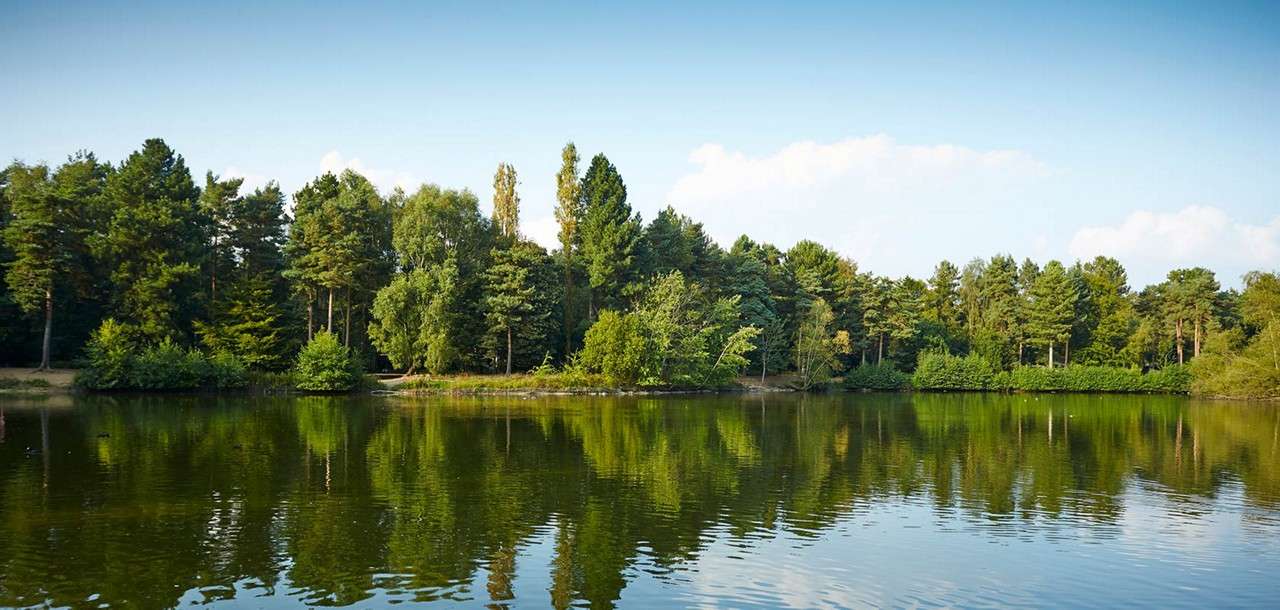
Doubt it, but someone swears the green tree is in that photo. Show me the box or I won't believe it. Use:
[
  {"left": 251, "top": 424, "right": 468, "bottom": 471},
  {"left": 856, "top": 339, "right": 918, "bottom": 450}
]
[
  {"left": 197, "top": 183, "right": 292, "bottom": 369},
  {"left": 579, "top": 154, "right": 641, "bottom": 315},
  {"left": 1075, "top": 256, "right": 1136, "bottom": 367},
  {"left": 1026, "top": 260, "right": 1077, "bottom": 367},
  {"left": 200, "top": 172, "right": 243, "bottom": 306},
  {"left": 793, "top": 298, "right": 850, "bottom": 389},
  {"left": 1162, "top": 268, "right": 1218, "bottom": 364},
  {"left": 390, "top": 184, "right": 491, "bottom": 367},
  {"left": 2, "top": 162, "right": 61, "bottom": 368},
  {"left": 284, "top": 173, "right": 339, "bottom": 340},
  {"left": 554, "top": 142, "right": 583, "bottom": 356},
  {"left": 483, "top": 240, "right": 554, "bottom": 374},
  {"left": 96, "top": 138, "right": 203, "bottom": 341},
  {"left": 861, "top": 276, "right": 892, "bottom": 363},
  {"left": 368, "top": 262, "right": 460, "bottom": 374},
  {"left": 492, "top": 162, "right": 519, "bottom": 239},
  {"left": 886, "top": 277, "right": 924, "bottom": 366},
  {"left": 925, "top": 260, "right": 962, "bottom": 346}
]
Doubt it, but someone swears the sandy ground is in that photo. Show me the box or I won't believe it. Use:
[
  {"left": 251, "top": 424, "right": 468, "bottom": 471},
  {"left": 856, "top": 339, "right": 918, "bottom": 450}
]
[{"left": 0, "top": 368, "right": 77, "bottom": 390}]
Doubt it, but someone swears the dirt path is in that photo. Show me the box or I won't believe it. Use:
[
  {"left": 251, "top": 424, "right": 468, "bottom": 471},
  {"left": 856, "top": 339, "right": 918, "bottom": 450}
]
[{"left": 0, "top": 368, "right": 77, "bottom": 391}]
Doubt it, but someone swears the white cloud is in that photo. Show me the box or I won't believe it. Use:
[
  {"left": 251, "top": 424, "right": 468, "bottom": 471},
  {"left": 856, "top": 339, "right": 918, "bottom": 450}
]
[
  {"left": 669, "top": 135, "right": 1046, "bottom": 207},
  {"left": 1068, "top": 205, "right": 1280, "bottom": 267},
  {"left": 663, "top": 135, "right": 1049, "bottom": 276},
  {"left": 319, "top": 150, "right": 418, "bottom": 194},
  {"left": 221, "top": 166, "right": 270, "bottom": 192},
  {"left": 523, "top": 215, "right": 560, "bottom": 251}
]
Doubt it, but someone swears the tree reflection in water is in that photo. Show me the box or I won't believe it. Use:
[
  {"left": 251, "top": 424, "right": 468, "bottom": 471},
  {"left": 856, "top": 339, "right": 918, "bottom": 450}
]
[{"left": 0, "top": 393, "right": 1277, "bottom": 608}]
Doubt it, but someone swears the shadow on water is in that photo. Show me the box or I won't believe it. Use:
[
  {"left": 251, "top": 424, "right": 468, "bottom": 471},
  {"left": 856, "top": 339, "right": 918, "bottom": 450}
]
[{"left": 1, "top": 393, "right": 1277, "bottom": 608}]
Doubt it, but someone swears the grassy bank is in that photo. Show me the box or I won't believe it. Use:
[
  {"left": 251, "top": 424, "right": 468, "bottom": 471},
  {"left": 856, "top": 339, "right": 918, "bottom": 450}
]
[
  {"left": 392, "top": 372, "right": 750, "bottom": 394},
  {"left": 845, "top": 353, "right": 1192, "bottom": 394}
]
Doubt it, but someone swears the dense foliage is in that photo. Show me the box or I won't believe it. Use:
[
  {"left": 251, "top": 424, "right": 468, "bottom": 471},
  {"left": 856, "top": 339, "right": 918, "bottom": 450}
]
[
  {"left": 2, "top": 138, "right": 1274, "bottom": 396},
  {"left": 909, "top": 351, "right": 1190, "bottom": 393},
  {"left": 77, "top": 319, "right": 248, "bottom": 390},
  {"left": 293, "top": 331, "right": 362, "bottom": 392}
]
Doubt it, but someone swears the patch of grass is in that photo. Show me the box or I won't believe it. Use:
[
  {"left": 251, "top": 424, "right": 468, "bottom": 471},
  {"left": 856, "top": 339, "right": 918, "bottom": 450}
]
[
  {"left": 394, "top": 369, "right": 741, "bottom": 394},
  {"left": 0, "top": 377, "right": 51, "bottom": 390}
]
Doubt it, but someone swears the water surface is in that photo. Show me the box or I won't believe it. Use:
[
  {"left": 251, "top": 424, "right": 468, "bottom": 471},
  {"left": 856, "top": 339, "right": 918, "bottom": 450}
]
[{"left": 1, "top": 393, "right": 1278, "bottom": 608}]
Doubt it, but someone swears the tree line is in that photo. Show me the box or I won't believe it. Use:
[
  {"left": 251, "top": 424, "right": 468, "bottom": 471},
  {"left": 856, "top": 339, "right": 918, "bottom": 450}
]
[{"left": 2, "top": 138, "right": 1277, "bottom": 393}]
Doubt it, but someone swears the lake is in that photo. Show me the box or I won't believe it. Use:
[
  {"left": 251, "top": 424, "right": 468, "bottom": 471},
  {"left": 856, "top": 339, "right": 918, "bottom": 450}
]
[{"left": 1, "top": 393, "right": 1277, "bottom": 608}]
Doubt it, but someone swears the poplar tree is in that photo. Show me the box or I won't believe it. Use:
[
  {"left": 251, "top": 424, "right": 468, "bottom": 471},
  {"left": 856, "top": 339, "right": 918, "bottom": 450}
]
[
  {"left": 492, "top": 162, "right": 519, "bottom": 239},
  {"left": 553, "top": 143, "right": 581, "bottom": 355}
]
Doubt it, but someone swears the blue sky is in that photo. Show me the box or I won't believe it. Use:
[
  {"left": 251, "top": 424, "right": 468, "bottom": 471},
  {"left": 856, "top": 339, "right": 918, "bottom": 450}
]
[{"left": 2, "top": 1, "right": 1277, "bottom": 287}]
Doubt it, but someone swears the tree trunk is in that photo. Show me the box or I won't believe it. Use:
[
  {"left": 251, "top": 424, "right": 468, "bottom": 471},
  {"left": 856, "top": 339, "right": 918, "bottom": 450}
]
[
  {"left": 1018, "top": 340, "right": 1024, "bottom": 365},
  {"left": 505, "top": 326, "right": 513, "bottom": 375},
  {"left": 327, "top": 288, "right": 334, "bottom": 333},
  {"left": 344, "top": 288, "right": 351, "bottom": 347},
  {"left": 1175, "top": 318, "right": 1184, "bottom": 364},
  {"left": 307, "top": 299, "right": 314, "bottom": 341},
  {"left": 1193, "top": 318, "right": 1201, "bottom": 358},
  {"left": 760, "top": 335, "right": 769, "bottom": 384},
  {"left": 210, "top": 238, "right": 218, "bottom": 306},
  {"left": 564, "top": 261, "right": 573, "bottom": 358},
  {"left": 877, "top": 334, "right": 884, "bottom": 364},
  {"left": 39, "top": 288, "right": 52, "bottom": 371},
  {"left": 1064, "top": 340, "right": 1070, "bottom": 366},
  {"left": 1048, "top": 342, "right": 1054, "bottom": 368}
]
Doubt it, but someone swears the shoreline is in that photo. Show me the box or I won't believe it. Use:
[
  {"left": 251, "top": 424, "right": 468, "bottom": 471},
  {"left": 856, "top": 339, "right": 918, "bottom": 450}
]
[{"left": 4, "top": 368, "right": 1272, "bottom": 400}]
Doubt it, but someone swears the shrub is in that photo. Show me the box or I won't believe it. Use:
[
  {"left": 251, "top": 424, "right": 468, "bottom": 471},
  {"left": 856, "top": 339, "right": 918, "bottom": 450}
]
[
  {"left": 130, "top": 339, "right": 203, "bottom": 390},
  {"left": 1006, "top": 364, "right": 1188, "bottom": 393},
  {"left": 907, "top": 350, "right": 1188, "bottom": 394},
  {"left": 78, "top": 319, "right": 136, "bottom": 390},
  {"left": 912, "top": 352, "right": 996, "bottom": 390},
  {"left": 844, "top": 362, "right": 911, "bottom": 391},
  {"left": 77, "top": 319, "right": 250, "bottom": 391},
  {"left": 293, "top": 331, "right": 361, "bottom": 392},
  {"left": 206, "top": 351, "right": 249, "bottom": 389},
  {"left": 576, "top": 310, "right": 648, "bottom": 386}
]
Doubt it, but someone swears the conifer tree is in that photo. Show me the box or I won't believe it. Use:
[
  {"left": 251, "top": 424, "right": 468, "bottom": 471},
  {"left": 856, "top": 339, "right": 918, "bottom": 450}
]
[
  {"left": 1027, "top": 260, "right": 1077, "bottom": 367},
  {"left": 1, "top": 158, "right": 105, "bottom": 369},
  {"left": 579, "top": 154, "right": 641, "bottom": 315},
  {"left": 96, "top": 138, "right": 203, "bottom": 341}
]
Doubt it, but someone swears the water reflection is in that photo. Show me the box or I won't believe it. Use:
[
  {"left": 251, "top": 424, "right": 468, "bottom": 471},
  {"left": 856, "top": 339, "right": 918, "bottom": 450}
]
[{"left": 0, "top": 393, "right": 1277, "bottom": 608}]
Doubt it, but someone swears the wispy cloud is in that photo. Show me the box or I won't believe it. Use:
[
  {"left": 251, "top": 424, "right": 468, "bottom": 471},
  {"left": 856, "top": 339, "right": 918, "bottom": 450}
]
[
  {"left": 220, "top": 166, "right": 271, "bottom": 192},
  {"left": 664, "top": 135, "right": 1049, "bottom": 276},
  {"left": 319, "top": 150, "right": 418, "bottom": 194},
  {"left": 1068, "top": 205, "right": 1280, "bottom": 269}
]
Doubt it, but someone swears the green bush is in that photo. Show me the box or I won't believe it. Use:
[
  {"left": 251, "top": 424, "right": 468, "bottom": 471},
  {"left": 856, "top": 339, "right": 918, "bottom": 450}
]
[
  {"left": 907, "top": 350, "right": 1189, "bottom": 394},
  {"left": 206, "top": 351, "right": 249, "bottom": 389},
  {"left": 77, "top": 319, "right": 249, "bottom": 391},
  {"left": 293, "top": 331, "right": 361, "bottom": 392},
  {"left": 78, "top": 319, "right": 136, "bottom": 390},
  {"left": 912, "top": 352, "right": 996, "bottom": 390},
  {"left": 575, "top": 310, "right": 648, "bottom": 386},
  {"left": 1006, "top": 364, "right": 1188, "bottom": 393},
  {"left": 844, "top": 362, "right": 911, "bottom": 390},
  {"left": 130, "top": 339, "right": 202, "bottom": 389}
]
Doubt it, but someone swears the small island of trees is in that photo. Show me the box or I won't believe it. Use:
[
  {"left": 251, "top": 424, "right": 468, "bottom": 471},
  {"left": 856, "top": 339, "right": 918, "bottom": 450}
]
[{"left": 2, "top": 139, "right": 1277, "bottom": 398}]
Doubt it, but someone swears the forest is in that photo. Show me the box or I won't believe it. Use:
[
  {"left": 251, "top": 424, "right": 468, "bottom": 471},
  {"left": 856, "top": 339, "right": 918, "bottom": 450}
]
[{"left": 1, "top": 139, "right": 1277, "bottom": 396}]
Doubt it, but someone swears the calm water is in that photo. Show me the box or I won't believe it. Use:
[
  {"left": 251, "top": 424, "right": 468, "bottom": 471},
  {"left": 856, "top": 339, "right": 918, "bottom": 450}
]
[{"left": 1, "top": 393, "right": 1278, "bottom": 609}]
